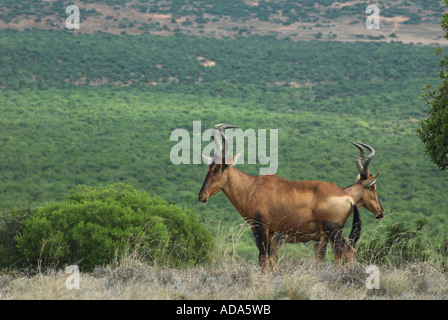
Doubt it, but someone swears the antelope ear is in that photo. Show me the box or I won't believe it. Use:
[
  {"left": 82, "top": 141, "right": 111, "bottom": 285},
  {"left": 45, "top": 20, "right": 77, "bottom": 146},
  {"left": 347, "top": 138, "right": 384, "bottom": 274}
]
[
  {"left": 202, "top": 154, "right": 213, "bottom": 165},
  {"left": 226, "top": 151, "right": 243, "bottom": 167},
  {"left": 362, "top": 173, "right": 380, "bottom": 188}
]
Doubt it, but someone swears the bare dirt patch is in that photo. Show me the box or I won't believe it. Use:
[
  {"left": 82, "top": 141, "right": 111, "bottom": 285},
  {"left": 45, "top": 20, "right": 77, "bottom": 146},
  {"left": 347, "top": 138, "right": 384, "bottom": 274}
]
[{"left": 0, "top": 0, "right": 445, "bottom": 45}]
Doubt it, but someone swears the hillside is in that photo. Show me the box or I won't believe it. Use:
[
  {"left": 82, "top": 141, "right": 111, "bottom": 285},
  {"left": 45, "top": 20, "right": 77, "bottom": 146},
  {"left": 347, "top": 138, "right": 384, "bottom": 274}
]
[
  {"left": 1, "top": 28, "right": 447, "bottom": 239},
  {"left": 0, "top": 0, "right": 445, "bottom": 45}
]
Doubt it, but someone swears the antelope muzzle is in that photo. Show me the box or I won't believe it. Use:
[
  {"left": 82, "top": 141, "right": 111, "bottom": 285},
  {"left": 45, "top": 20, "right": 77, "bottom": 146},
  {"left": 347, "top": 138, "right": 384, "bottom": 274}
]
[
  {"left": 376, "top": 210, "right": 384, "bottom": 219},
  {"left": 198, "top": 192, "right": 208, "bottom": 203}
]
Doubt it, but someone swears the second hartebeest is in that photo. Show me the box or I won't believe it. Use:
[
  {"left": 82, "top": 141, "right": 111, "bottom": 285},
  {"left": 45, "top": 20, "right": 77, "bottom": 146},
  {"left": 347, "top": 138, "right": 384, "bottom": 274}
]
[{"left": 198, "top": 124, "right": 384, "bottom": 269}]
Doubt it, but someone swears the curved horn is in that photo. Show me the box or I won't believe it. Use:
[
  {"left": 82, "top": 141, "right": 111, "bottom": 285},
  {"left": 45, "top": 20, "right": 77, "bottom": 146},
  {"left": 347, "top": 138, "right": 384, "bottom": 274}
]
[
  {"left": 358, "top": 142, "right": 375, "bottom": 177},
  {"left": 351, "top": 142, "right": 365, "bottom": 175},
  {"left": 212, "top": 123, "right": 239, "bottom": 164}
]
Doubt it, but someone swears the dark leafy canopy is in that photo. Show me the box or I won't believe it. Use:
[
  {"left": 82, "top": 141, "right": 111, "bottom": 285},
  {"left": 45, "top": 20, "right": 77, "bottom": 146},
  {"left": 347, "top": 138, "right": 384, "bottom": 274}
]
[
  {"left": 0, "top": 29, "right": 440, "bottom": 90},
  {"left": 418, "top": 1, "right": 448, "bottom": 171}
]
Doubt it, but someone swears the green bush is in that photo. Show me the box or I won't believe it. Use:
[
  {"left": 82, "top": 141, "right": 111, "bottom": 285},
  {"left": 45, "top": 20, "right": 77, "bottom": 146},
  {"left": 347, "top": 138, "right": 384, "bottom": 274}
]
[
  {"left": 356, "top": 218, "right": 445, "bottom": 267},
  {"left": 0, "top": 184, "right": 214, "bottom": 271},
  {"left": 0, "top": 207, "right": 33, "bottom": 268}
]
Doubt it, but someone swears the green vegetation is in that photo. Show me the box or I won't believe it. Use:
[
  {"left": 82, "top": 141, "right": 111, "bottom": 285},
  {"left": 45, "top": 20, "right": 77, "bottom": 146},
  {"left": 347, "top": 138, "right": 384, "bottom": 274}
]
[
  {"left": 0, "top": 184, "right": 213, "bottom": 270},
  {"left": 418, "top": 1, "right": 448, "bottom": 171},
  {"left": 0, "top": 2, "right": 447, "bottom": 302},
  {"left": 0, "top": 0, "right": 100, "bottom": 24},
  {"left": 0, "top": 26, "right": 447, "bottom": 270},
  {"left": 357, "top": 217, "right": 446, "bottom": 267},
  {"left": 1, "top": 29, "right": 440, "bottom": 90}
]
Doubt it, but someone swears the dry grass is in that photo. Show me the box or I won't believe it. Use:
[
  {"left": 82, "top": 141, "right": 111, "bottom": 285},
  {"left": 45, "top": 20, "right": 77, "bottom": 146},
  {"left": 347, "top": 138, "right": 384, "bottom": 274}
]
[
  {"left": 1, "top": 222, "right": 447, "bottom": 300},
  {"left": 1, "top": 258, "right": 447, "bottom": 300}
]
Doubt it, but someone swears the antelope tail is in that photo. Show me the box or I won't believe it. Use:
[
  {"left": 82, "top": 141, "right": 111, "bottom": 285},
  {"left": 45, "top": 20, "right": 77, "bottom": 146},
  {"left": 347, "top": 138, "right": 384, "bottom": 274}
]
[{"left": 348, "top": 205, "right": 362, "bottom": 247}]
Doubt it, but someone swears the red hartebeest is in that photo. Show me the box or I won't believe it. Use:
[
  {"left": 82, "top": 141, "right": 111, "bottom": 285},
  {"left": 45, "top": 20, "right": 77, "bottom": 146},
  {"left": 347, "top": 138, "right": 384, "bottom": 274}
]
[
  {"left": 341, "top": 142, "right": 384, "bottom": 245},
  {"left": 198, "top": 124, "right": 383, "bottom": 269},
  {"left": 309, "top": 142, "right": 384, "bottom": 261}
]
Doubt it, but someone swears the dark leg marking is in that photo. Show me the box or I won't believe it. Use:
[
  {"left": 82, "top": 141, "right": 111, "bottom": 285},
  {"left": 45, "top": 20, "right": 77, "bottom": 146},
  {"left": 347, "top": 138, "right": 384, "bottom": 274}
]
[
  {"left": 322, "top": 221, "right": 343, "bottom": 241},
  {"left": 348, "top": 205, "right": 362, "bottom": 247},
  {"left": 253, "top": 210, "right": 271, "bottom": 270},
  {"left": 314, "top": 234, "right": 329, "bottom": 261},
  {"left": 253, "top": 210, "right": 267, "bottom": 257},
  {"left": 322, "top": 220, "right": 345, "bottom": 261},
  {"left": 322, "top": 220, "right": 355, "bottom": 263}
]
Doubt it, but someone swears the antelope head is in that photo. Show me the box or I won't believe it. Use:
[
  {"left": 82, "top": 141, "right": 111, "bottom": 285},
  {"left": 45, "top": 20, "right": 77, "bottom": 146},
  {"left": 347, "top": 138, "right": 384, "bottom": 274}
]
[
  {"left": 198, "top": 123, "right": 242, "bottom": 203},
  {"left": 351, "top": 142, "right": 384, "bottom": 219}
]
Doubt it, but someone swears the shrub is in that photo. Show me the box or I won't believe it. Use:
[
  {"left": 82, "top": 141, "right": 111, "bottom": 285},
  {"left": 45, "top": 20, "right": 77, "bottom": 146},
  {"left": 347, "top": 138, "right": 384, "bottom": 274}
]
[
  {"left": 417, "top": 0, "right": 448, "bottom": 171},
  {"left": 0, "top": 207, "right": 33, "bottom": 268},
  {"left": 356, "top": 218, "right": 443, "bottom": 267},
  {"left": 0, "top": 184, "right": 214, "bottom": 271}
]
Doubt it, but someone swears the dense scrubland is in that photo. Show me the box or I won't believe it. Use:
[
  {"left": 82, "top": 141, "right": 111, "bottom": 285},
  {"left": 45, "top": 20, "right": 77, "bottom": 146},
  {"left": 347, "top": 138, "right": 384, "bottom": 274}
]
[
  {"left": 1, "top": 30, "right": 446, "bottom": 231},
  {"left": 0, "top": 19, "right": 447, "bottom": 299}
]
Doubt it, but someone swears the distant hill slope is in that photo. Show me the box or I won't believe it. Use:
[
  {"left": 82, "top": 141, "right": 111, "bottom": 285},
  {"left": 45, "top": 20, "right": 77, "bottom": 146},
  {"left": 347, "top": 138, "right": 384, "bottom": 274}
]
[
  {"left": 1, "top": 29, "right": 447, "bottom": 236},
  {"left": 0, "top": 29, "right": 442, "bottom": 89},
  {"left": 0, "top": 0, "right": 445, "bottom": 45}
]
